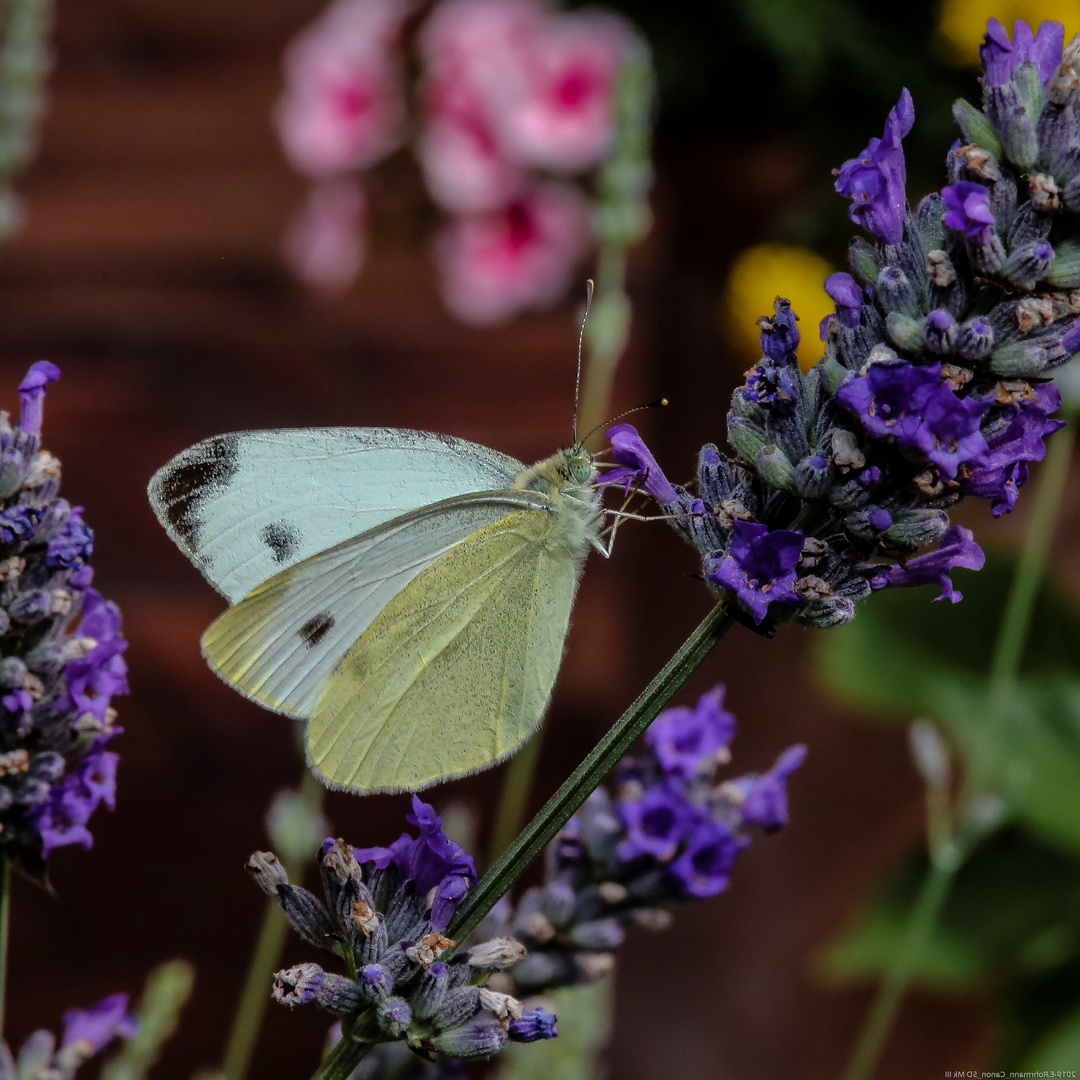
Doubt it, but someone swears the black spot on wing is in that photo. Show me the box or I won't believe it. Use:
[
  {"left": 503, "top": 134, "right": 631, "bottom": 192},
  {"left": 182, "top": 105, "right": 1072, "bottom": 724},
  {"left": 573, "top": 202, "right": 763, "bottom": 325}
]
[
  {"left": 260, "top": 520, "right": 302, "bottom": 564},
  {"left": 157, "top": 435, "right": 240, "bottom": 554},
  {"left": 299, "top": 611, "right": 335, "bottom": 649}
]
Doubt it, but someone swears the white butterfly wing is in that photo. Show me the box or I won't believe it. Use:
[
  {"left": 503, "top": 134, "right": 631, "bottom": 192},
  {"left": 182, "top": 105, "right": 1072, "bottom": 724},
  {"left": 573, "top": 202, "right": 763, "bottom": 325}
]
[
  {"left": 147, "top": 427, "right": 524, "bottom": 603},
  {"left": 199, "top": 490, "right": 551, "bottom": 721}
]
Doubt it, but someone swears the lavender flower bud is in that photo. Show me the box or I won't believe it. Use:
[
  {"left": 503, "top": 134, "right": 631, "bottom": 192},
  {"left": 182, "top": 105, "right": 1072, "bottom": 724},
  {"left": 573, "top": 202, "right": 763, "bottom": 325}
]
[
  {"left": 467, "top": 936, "right": 528, "bottom": 971},
  {"left": 874, "top": 265, "right": 919, "bottom": 317},
  {"left": 567, "top": 918, "right": 625, "bottom": 951},
  {"left": 277, "top": 884, "right": 338, "bottom": 952},
  {"left": 429, "top": 1015, "right": 508, "bottom": 1058},
  {"left": 923, "top": 310, "right": 958, "bottom": 354},
  {"left": 958, "top": 318, "right": 994, "bottom": 360},
  {"left": 1002, "top": 240, "right": 1054, "bottom": 290},
  {"left": 886, "top": 312, "right": 924, "bottom": 353},
  {"left": 883, "top": 510, "right": 950, "bottom": 548},
  {"left": 246, "top": 850, "right": 288, "bottom": 894},
  {"left": 409, "top": 962, "right": 449, "bottom": 1021},
  {"left": 376, "top": 996, "right": 412, "bottom": 1038},
  {"left": 273, "top": 963, "right": 324, "bottom": 1006},
  {"left": 508, "top": 1008, "right": 558, "bottom": 1043},
  {"left": 359, "top": 963, "right": 392, "bottom": 1000},
  {"left": 754, "top": 444, "right": 796, "bottom": 492}
]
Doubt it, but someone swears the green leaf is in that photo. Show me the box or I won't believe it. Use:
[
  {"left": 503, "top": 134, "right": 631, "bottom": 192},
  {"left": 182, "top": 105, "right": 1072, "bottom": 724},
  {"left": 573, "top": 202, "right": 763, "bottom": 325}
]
[
  {"left": 495, "top": 981, "right": 613, "bottom": 1080},
  {"left": 815, "top": 550, "right": 1080, "bottom": 720},
  {"left": 940, "top": 678, "right": 1080, "bottom": 852},
  {"left": 820, "top": 830, "right": 1080, "bottom": 990},
  {"left": 1021, "top": 1001, "right": 1080, "bottom": 1069}
]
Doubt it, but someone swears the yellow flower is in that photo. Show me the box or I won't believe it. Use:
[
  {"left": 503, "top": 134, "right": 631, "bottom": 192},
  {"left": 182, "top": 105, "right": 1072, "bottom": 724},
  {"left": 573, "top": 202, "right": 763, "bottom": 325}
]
[
  {"left": 938, "top": 0, "right": 1076, "bottom": 68},
  {"left": 722, "top": 243, "right": 836, "bottom": 374}
]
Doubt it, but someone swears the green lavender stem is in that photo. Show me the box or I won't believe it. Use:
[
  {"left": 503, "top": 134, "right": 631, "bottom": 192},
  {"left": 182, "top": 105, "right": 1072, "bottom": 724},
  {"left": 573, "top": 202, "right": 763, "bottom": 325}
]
[
  {"left": 989, "top": 416, "right": 1078, "bottom": 697},
  {"left": 840, "top": 855, "right": 957, "bottom": 1080},
  {"left": 839, "top": 413, "right": 1077, "bottom": 1080},
  {"left": 221, "top": 770, "right": 325, "bottom": 1080},
  {"left": 309, "top": 601, "right": 735, "bottom": 1080}
]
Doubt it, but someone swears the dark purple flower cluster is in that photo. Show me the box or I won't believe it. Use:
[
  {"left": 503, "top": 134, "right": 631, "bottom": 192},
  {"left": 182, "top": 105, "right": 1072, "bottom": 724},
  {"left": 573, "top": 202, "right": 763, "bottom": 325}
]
[
  {"left": 250, "top": 796, "right": 556, "bottom": 1062},
  {"left": 600, "top": 18, "right": 1080, "bottom": 629},
  {"left": 0, "top": 363, "right": 128, "bottom": 866},
  {"left": 0, "top": 992, "right": 136, "bottom": 1079},
  {"left": 479, "top": 687, "right": 804, "bottom": 994}
]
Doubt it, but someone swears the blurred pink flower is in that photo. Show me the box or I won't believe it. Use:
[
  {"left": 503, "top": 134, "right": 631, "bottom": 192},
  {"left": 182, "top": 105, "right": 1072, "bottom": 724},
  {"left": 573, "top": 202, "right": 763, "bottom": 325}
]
[
  {"left": 435, "top": 181, "right": 591, "bottom": 324},
  {"left": 283, "top": 178, "right": 366, "bottom": 291},
  {"left": 416, "top": 75, "right": 525, "bottom": 213},
  {"left": 416, "top": 0, "right": 540, "bottom": 211},
  {"left": 495, "top": 11, "right": 633, "bottom": 173},
  {"left": 276, "top": 0, "right": 414, "bottom": 179}
]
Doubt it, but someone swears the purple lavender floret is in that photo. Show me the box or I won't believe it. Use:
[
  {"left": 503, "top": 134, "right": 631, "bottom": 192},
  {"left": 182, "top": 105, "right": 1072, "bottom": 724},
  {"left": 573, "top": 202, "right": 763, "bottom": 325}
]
[
  {"left": 871, "top": 525, "right": 986, "bottom": 603},
  {"left": 834, "top": 89, "right": 914, "bottom": 246},
  {"left": 0, "top": 992, "right": 137, "bottom": 1080},
  {"left": 600, "top": 423, "right": 678, "bottom": 506},
  {"left": 482, "top": 685, "right": 804, "bottom": 992},
  {"left": 980, "top": 18, "right": 1064, "bottom": 87},
  {"left": 644, "top": 684, "right": 735, "bottom": 780},
  {"left": 959, "top": 383, "right": 1064, "bottom": 516},
  {"left": 0, "top": 364, "right": 128, "bottom": 869},
  {"left": 942, "top": 182, "right": 995, "bottom": 244},
  {"left": 354, "top": 794, "right": 477, "bottom": 931},
  {"left": 723, "top": 744, "right": 808, "bottom": 832},
  {"left": 61, "top": 993, "right": 138, "bottom": 1054},
  {"left": 825, "top": 272, "right": 863, "bottom": 330},
  {"left": 669, "top": 820, "right": 744, "bottom": 899},
  {"left": 709, "top": 520, "right": 803, "bottom": 625},
  {"left": 837, "top": 360, "right": 990, "bottom": 479}
]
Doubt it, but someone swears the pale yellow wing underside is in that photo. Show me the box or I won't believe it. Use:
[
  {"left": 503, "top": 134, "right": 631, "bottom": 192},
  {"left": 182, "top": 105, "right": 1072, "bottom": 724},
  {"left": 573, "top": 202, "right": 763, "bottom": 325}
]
[
  {"left": 199, "top": 493, "right": 544, "bottom": 723},
  {"left": 306, "top": 509, "right": 580, "bottom": 794}
]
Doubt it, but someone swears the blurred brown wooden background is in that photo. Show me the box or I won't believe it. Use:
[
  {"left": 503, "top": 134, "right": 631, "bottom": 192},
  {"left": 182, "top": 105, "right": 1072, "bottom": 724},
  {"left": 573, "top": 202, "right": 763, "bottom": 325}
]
[{"left": 0, "top": 0, "right": 1056, "bottom": 1076}]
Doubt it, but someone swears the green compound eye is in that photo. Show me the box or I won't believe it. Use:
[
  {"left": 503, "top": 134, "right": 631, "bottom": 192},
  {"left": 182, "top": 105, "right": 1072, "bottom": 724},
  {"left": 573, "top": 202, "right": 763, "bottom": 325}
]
[{"left": 568, "top": 454, "right": 591, "bottom": 484}]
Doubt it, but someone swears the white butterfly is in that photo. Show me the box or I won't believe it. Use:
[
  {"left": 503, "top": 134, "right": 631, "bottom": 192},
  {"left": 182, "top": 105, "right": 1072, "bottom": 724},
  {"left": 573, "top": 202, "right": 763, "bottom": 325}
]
[{"left": 148, "top": 426, "right": 608, "bottom": 794}]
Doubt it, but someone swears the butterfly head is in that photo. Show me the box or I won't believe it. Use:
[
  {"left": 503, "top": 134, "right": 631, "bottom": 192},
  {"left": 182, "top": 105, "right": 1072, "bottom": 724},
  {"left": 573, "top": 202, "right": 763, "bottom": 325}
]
[{"left": 565, "top": 446, "right": 593, "bottom": 486}]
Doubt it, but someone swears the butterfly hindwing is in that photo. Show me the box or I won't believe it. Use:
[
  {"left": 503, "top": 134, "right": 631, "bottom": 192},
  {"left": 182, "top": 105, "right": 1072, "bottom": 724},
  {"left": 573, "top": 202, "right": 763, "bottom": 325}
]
[
  {"left": 200, "top": 491, "right": 550, "bottom": 721},
  {"left": 306, "top": 508, "right": 582, "bottom": 794},
  {"left": 148, "top": 428, "right": 524, "bottom": 604}
]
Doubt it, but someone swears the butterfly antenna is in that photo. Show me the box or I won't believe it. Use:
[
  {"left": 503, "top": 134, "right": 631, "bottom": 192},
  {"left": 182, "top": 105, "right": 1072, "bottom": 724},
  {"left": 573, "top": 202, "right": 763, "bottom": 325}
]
[
  {"left": 581, "top": 398, "right": 668, "bottom": 449},
  {"left": 572, "top": 279, "right": 595, "bottom": 446}
]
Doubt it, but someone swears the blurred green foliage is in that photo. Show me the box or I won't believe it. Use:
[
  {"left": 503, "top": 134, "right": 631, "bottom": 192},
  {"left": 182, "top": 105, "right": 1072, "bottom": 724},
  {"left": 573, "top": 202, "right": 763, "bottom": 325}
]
[{"left": 814, "top": 552, "right": 1080, "bottom": 1065}]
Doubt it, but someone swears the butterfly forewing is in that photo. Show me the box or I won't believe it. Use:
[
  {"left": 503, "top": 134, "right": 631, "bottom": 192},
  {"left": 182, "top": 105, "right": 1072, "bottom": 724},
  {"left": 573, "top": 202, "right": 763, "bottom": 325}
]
[
  {"left": 148, "top": 428, "right": 524, "bottom": 603},
  {"left": 200, "top": 491, "right": 550, "bottom": 721},
  {"left": 307, "top": 509, "right": 582, "bottom": 794}
]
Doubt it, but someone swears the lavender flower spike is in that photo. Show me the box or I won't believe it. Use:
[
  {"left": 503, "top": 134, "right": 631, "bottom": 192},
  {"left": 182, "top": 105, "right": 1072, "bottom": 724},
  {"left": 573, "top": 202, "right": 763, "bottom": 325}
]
[
  {"left": 871, "top": 526, "right": 986, "bottom": 603},
  {"left": 481, "top": 684, "right": 804, "bottom": 994},
  {"left": 834, "top": 88, "right": 914, "bottom": 246},
  {"left": 0, "top": 363, "right": 129, "bottom": 868}
]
